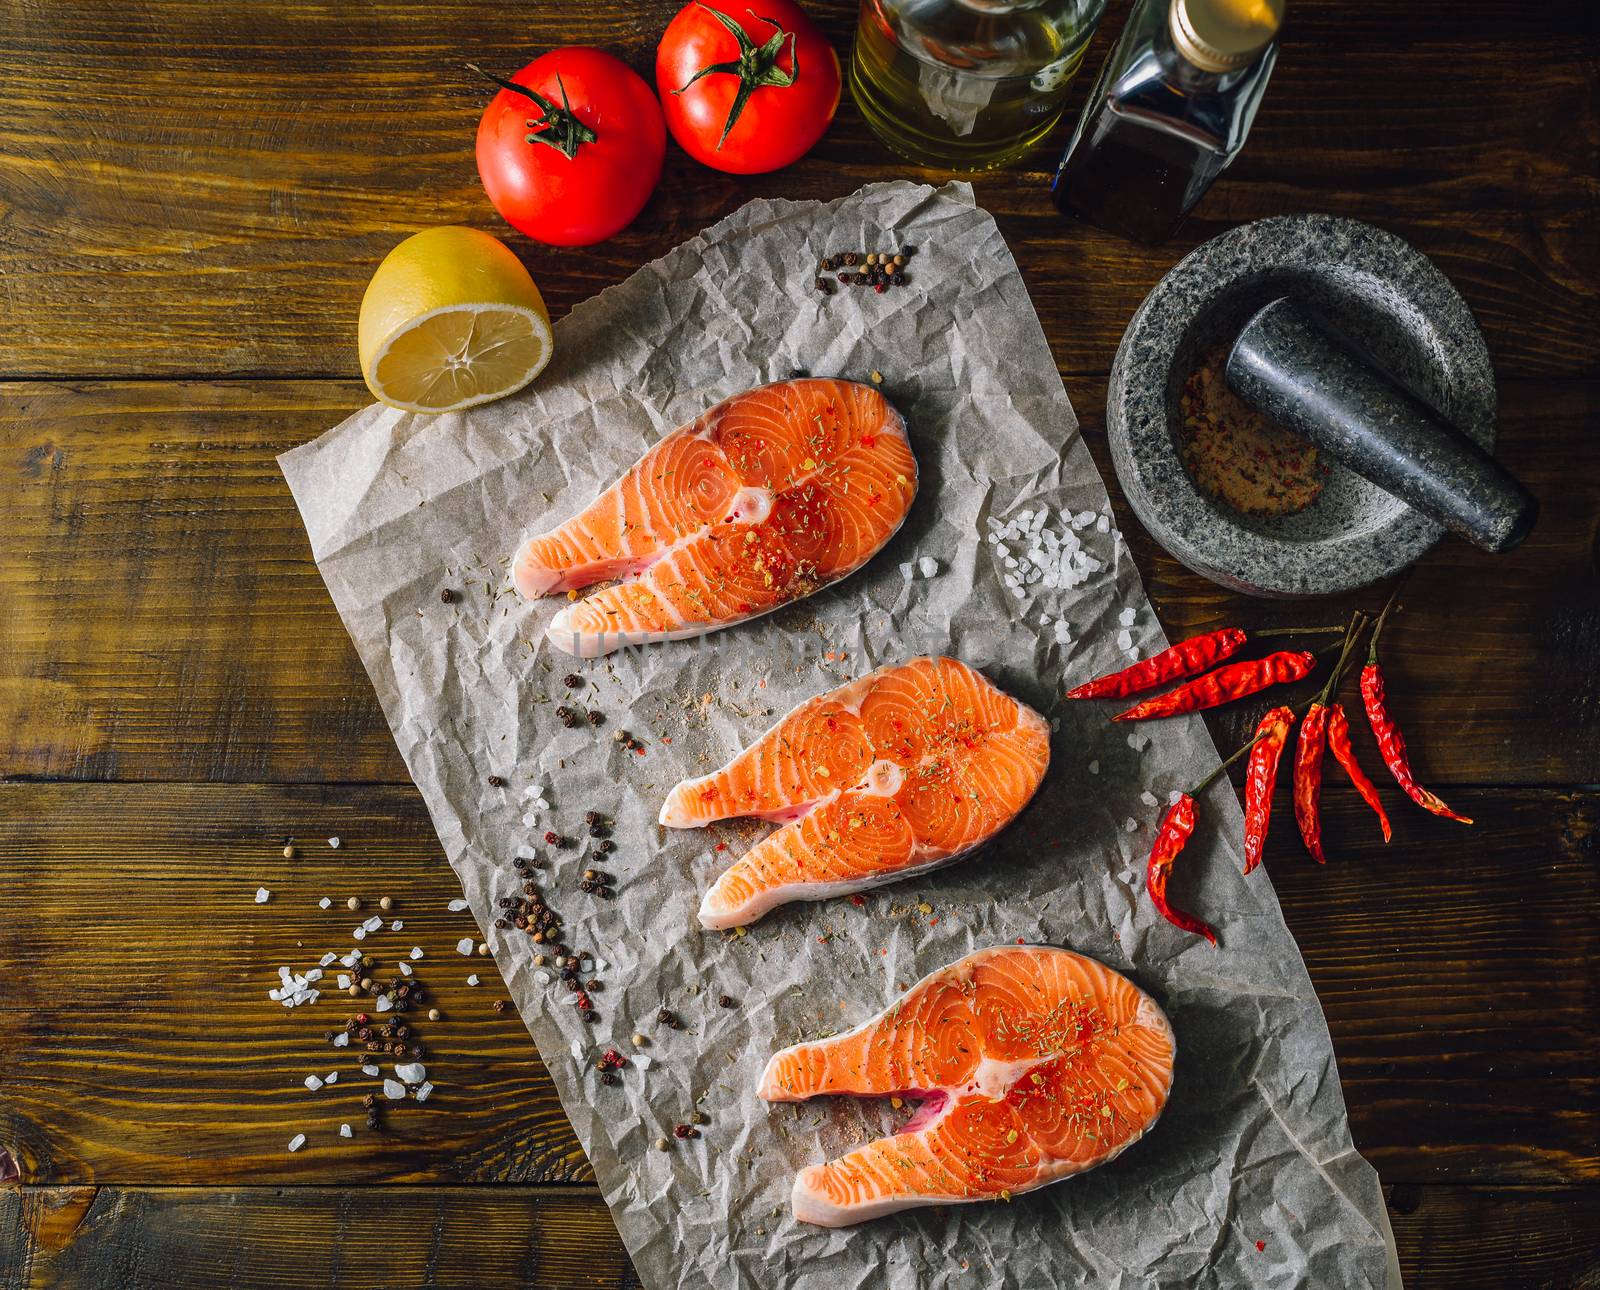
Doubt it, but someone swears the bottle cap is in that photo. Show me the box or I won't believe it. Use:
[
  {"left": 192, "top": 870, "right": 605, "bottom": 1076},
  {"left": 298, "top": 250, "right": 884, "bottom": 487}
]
[{"left": 1170, "top": 0, "right": 1283, "bottom": 72}]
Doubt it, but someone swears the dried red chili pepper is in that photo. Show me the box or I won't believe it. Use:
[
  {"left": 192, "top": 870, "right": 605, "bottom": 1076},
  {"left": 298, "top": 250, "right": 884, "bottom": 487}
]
[
  {"left": 1113, "top": 650, "right": 1316, "bottom": 722},
  {"left": 1291, "top": 617, "right": 1370, "bottom": 863},
  {"left": 1327, "top": 702, "right": 1392, "bottom": 842},
  {"left": 1067, "top": 627, "right": 1245, "bottom": 700},
  {"left": 1292, "top": 704, "right": 1330, "bottom": 863},
  {"left": 1359, "top": 607, "right": 1473, "bottom": 825},
  {"left": 1146, "top": 795, "right": 1217, "bottom": 944},
  {"left": 1242, "top": 706, "right": 1294, "bottom": 874},
  {"left": 1142, "top": 736, "right": 1265, "bottom": 943}
]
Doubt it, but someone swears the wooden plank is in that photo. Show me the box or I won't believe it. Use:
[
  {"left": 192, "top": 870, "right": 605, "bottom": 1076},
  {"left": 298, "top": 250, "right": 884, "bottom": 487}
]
[
  {"left": 0, "top": 1186, "right": 638, "bottom": 1289},
  {"left": 3, "top": 1184, "right": 1598, "bottom": 1290},
  {"left": 0, "top": 3, "right": 1594, "bottom": 380},
  {"left": 4, "top": 379, "right": 1596, "bottom": 786},
  {"left": 1385, "top": 1186, "right": 1600, "bottom": 1290},
  {"left": 1, "top": 783, "right": 1593, "bottom": 1186}
]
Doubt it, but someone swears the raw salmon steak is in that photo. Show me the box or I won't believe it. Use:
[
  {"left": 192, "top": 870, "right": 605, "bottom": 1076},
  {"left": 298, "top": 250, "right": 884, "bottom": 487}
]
[
  {"left": 760, "top": 944, "right": 1175, "bottom": 1226},
  {"left": 661, "top": 657, "right": 1049, "bottom": 928},
  {"left": 513, "top": 379, "right": 916, "bottom": 657}
]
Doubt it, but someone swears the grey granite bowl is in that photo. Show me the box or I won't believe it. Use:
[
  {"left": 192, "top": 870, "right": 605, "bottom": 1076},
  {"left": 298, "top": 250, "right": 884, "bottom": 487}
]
[{"left": 1107, "top": 215, "right": 1497, "bottom": 598}]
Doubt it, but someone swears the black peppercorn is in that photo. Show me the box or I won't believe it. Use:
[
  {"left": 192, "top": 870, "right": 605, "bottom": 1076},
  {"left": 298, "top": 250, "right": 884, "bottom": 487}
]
[
  {"left": 586, "top": 978, "right": 602, "bottom": 992},
  {"left": 582, "top": 1009, "right": 598, "bottom": 1022},
  {"left": 718, "top": 994, "right": 736, "bottom": 1009},
  {"left": 440, "top": 588, "right": 455, "bottom": 604},
  {"left": 597, "top": 839, "right": 615, "bottom": 854},
  {"left": 487, "top": 774, "right": 506, "bottom": 788},
  {"left": 587, "top": 709, "right": 604, "bottom": 726},
  {"left": 562, "top": 673, "right": 583, "bottom": 689},
  {"left": 600, "top": 1069, "right": 618, "bottom": 1085},
  {"left": 657, "top": 1008, "right": 677, "bottom": 1027}
]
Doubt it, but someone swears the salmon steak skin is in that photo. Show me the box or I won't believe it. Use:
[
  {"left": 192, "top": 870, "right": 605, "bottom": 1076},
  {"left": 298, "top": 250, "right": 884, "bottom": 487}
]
[
  {"left": 661, "top": 657, "right": 1050, "bottom": 928},
  {"left": 513, "top": 378, "right": 917, "bottom": 657},
  {"left": 760, "top": 944, "right": 1176, "bottom": 1227}
]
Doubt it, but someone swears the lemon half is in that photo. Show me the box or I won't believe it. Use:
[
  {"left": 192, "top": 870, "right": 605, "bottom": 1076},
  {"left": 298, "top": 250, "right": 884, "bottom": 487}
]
[{"left": 358, "top": 226, "right": 553, "bottom": 414}]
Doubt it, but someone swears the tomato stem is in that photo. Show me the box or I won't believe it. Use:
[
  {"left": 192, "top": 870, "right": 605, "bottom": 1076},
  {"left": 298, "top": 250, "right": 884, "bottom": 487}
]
[
  {"left": 672, "top": 3, "right": 799, "bottom": 150},
  {"left": 468, "top": 63, "right": 598, "bottom": 160}
]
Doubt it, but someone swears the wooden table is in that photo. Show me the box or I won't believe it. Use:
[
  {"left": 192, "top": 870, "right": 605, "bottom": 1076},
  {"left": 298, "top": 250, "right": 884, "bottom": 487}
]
[{"left": 2, "top": 2, "right": 1595, "bottom": 1285}]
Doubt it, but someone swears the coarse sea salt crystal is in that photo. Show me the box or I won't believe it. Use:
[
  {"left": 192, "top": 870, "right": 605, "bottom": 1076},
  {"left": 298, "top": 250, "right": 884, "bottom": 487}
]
[
  {"left": 374, "top": 994, "right": 393, "bottom": 1013},
  {"left": 383, "top": 1078, "right": 406, "bottom": 1101},
  {"left": 390, "top": 919, "right": 403, "bottom": 932},
  {"left": 336, "top": 974, "right": 350, "bottom": 990},
  {"left": 521, "top": 812, "right": 541, "bottom": 827},
  {"left": 1170, "top": 790, "right": 1185, "bottom": 805},
  {"left": 1115, "top": 629, "right": 1133, "bottom": 651},
  {"left": 395, "top": 1062, "right": 426, "bottom": 1085},
  {"left": 1140, "top": 790, "right": 1159, "bottom": 807},
  {"left": 352, "top": 927, "right": 367, "bottom": 941},
  {"left": 1119, "top": 607, "right": 1136, "bottom": 627},
  {"left": 918, "top": 556, "right": 937, "bottom": 578},
  {"left": 326, "top": 1071, "right": 338, "bottom": 1084},
  {"left": 1088, "top": 760, "right": 1100, "bottom": 774},
  {"left": 305, "top": 968, "right": 323, "bottom": 983},
  {"left": 1095, "top": 515, "right": 1110, "bottom": 533},
  {"left": 339, "top": 1123, "right": 353, "bottom": 1138},
  {"left": 898, "top": 562, "right": 913, "bottom": 578},
  {"left": 592, "top": 957, "right": 607, "bottom": 972},
  {"left": 466, "top": 974, "right": 480, "bottom": 986},
  {"left": 327, "top": 837, "right": 341, "bottom": 849},
  {"left": 415, "top": 1081, "right": 434, "bottom": 1103},
  {"left": 362, "top": 1063, "right": 380, "bottom": 1077},
  {"left": 1124, "top": 818, "right": 1138, "bottom": 833},
  {"left": 448, "top": 898, "right": 468, "bottom": 912},
  {"left": 398, "top": 961, "right": 413, "bottom": 977},
  {"left": 456, "top": 937, "right": 474, "bottom": 956},
  {"left": 304, "top": 1075, "right": 324, "bottom": 1091},
  {"left": 318, "top": 897, "right": 332, "bottom": 910},
  {"left": 535, "top": 970, "right": 551, "bottom": 985},
  {"left": 333, "top": 1032, "right": 349, "bottom": 1048},
  {"left": 363, "top": 915, "right": 382, "bottom": 933},
  {"left": 255, "top": 888, "right": 271, "bottom": 904},
  {"left": 318, "top": 952, "right": 336, "bottom": 967},
  {"left": 410, "top": 946, "right": 424, "bottom": 960},
  {"left": 287, "top": 1133, "right": 306, "bottom": 1152}
]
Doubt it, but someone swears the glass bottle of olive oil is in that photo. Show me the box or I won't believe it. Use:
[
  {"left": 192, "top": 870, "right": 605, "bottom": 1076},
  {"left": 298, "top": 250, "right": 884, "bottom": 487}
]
[{"left": 851, "top": 0, "right": 1110, "bottom": 172}]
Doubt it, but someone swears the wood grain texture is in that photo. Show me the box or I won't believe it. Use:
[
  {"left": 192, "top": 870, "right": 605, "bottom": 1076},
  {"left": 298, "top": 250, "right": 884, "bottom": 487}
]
[
  {"left": 0, "top": 3, "right": 1595, "bottom": 381},
  {"left": 0, "top": 1186, "right": 640, "bottom": 1289},
  {"left": 1, "top": 782, "right": 1594, "bottom": 1187},
  {"left": 3, "top": 1185, "right": 1599, "bottom": 1290},
  {"left": 4, "top": 378, "right": 1596, "bottom": 785}
]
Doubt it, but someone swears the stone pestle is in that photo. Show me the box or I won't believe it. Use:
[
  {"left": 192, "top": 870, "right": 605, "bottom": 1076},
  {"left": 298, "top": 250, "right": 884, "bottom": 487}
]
[{"left": 1226, "top": 298, "right": 1537, "bottom": 553}]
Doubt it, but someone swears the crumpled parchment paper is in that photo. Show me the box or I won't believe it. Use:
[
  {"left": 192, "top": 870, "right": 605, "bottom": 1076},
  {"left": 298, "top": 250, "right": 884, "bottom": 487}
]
[{"left": 281, "top": 181, "right": 1399, "bottom": 1290}]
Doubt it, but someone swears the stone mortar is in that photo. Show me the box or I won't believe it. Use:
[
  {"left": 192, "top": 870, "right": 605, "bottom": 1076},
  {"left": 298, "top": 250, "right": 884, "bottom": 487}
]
[{"left": 1107, "top": 214, "right": 1497, "bottom": 598}]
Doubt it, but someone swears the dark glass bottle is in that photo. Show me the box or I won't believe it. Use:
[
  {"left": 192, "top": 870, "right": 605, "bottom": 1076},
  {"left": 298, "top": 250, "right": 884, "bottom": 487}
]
[{"left": 1051, "top": 0, "right": 1283, "bottom": 243}]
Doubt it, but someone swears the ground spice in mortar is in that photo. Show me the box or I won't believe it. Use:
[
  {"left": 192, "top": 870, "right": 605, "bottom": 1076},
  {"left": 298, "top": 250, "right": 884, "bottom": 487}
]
[{"left": 1178, "top": 347, "right": 1325, "bottom": 517}]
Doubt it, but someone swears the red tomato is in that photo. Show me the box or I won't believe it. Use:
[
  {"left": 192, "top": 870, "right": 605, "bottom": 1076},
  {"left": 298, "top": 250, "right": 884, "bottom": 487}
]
[
  {"left": 656, "top": 0, "right": 840, "bottom": 175},
  {"left": 474, "top": 48, "right": 665, "bottom": 247}
]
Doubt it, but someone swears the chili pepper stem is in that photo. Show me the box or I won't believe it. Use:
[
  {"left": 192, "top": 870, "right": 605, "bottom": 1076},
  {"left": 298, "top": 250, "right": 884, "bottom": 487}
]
[
  {"left": 1188, "top": 730, "right": 1270, "bottom": 798},
  {"left": 1252, "top": 625, "right": 1349, "bottom": 637},
  {"left": 1367, "top": 584, "right": 1403, "bottom": 665}
]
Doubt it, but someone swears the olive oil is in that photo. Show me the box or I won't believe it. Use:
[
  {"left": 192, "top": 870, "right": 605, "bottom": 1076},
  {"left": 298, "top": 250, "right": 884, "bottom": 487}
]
[{"left": 851, "top": 0, "right": 1108, "bottom": 172}]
